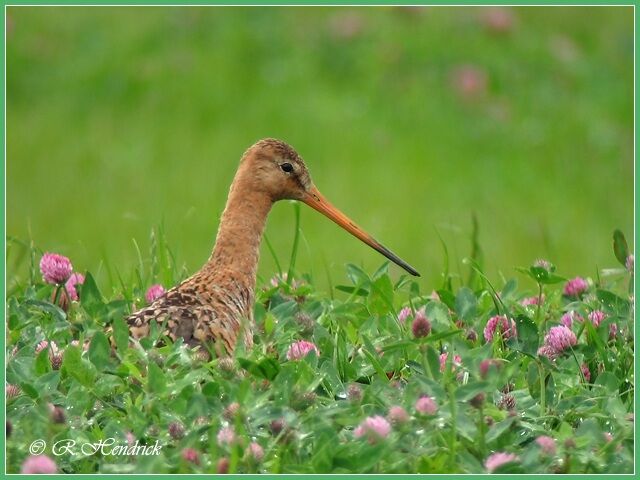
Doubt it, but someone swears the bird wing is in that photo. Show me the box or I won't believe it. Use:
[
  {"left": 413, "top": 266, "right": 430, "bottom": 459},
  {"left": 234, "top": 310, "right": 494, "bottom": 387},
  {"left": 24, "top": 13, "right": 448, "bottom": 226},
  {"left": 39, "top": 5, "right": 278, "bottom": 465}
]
[{"left": 126, "top": 285, "right": 239, "bottom": 354}]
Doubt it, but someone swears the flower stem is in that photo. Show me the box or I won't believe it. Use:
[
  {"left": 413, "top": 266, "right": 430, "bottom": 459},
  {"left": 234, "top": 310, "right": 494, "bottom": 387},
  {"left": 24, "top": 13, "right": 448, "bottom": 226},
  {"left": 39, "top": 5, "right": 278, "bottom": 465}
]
[
  {"left": 448, "top": 383, "right": 457, "bottom": 465},
  {"left": 52, "top": 285, "right": 62, "bottom": 306},
  {"left": 538, "top": 360, "right": 546, "bottom": 418},
  {"left": 420, "top": 345, "right": 434, "bottom": 380},
  {"left": 536, "top": 283, "right": 544, "bottom": 328},
  {"left": 286, "top": 202, "right": 301, "bottom": 285},
  {"left": 570, "top": 348, "right": 587, "bottom": 383},
  {"left": 477, "top": 403, "right": 486, "bottom": 458}
]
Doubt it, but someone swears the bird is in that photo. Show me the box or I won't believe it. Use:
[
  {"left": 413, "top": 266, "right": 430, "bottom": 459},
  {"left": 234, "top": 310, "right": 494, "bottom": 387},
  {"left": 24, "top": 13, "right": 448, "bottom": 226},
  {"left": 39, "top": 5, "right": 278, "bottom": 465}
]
[{"left": 126, "top": 138, "right": 420, "bottom": 356}]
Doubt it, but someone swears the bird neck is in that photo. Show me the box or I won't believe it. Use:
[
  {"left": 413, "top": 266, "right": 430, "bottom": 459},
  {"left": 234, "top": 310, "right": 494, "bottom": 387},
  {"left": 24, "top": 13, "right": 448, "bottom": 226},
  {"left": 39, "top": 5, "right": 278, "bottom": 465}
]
[{"left": 205, "top": 176, "right": 274, "bottom": 286}]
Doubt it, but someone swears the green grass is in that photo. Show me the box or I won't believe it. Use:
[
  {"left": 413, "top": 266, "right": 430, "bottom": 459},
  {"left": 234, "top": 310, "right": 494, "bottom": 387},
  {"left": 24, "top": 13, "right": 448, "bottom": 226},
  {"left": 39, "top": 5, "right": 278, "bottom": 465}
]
[
  {"left": 6, "top": 6, "right": 634, "bottom": 293},
  {"left": 5, "top": 231, "right": 634, "bottom": 473}
]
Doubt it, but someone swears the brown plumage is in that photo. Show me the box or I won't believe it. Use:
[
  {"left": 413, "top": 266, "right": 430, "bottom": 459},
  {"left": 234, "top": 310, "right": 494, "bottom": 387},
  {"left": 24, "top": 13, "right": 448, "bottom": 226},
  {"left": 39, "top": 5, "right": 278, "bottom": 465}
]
[{"left": 126, "top": 138, "right": 419, "bottom": 355}]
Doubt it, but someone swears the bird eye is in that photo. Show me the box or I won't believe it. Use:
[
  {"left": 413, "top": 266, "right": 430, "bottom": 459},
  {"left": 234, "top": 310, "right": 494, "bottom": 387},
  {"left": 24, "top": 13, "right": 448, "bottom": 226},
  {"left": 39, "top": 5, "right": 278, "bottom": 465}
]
[{"left": 280, "top": 162, "right": 294, "bottom": 173}]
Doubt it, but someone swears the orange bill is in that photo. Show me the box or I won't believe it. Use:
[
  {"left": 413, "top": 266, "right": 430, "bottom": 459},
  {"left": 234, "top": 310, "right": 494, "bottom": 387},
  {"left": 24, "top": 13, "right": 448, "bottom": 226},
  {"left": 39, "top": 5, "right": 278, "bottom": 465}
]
[{"left": 302, "top": 186, "right": 420, "bottom": 277}]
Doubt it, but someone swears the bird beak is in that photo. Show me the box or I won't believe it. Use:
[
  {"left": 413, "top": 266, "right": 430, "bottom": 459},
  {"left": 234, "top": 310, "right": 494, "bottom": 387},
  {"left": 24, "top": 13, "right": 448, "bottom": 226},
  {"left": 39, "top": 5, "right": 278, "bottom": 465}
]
[{"left": 302, "top": 186, "right": 420, "bottom": 277}]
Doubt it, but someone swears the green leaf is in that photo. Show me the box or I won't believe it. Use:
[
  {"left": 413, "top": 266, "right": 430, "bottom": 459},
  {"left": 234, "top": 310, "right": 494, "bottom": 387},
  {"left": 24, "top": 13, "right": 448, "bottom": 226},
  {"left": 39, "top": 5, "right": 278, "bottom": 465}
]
[
  {"left": 596, "top": 289, "right": 630, "bottom": 316},
  {"left": 257, "top": 357, "right": 280, "bottom": 381},
  {"left": 88, "top": 331, "right": 111, "bottom": 370},
  {"left": 583, "top": 319, "right": 608, "bottom": 366},
  {"left": 454, "top": 381, "right": 490, "bottom": 402},
  {"left": 435, "top": 289, "right": 456, "bottom": 310},
  {"left": 7, "top": 303, "right": 23, "bottom": 330},
  {"left": 422, "top": 329, "right": 463, "bottom": 344},
  {"left": 237, "top": 356, "right": 281, "bottom": 381},
  {"left": 264, "top": 312, "right": 276, "bottom": 336},
  {"left": 507, "top": 315, "right": 539, "bottom": 357},
  {"left": 335, "top": 285, "right": 369, "bottom": 296},
  {"left": 80, "top": 272, "right": 104, "bottom": 312},
  {"left": 517, "top": 266, "right": 564, "bottom": 285},
  {"left": 19, "top": 382, "right": 39, "bottom": 399},
  {"left": 424, "top": 301, "right": 451, "bottom": 331},
  {"left": 6, "top": 356, "right": 34, "bottom": 385},
  {"left": 613, "top": 229, "right": 629, "bottom": 266},
  {"left": 237, "top": 357, "right": 258, "bottom": 373},
  {"left": 573, "top": 344, "right": 597, "bottom": 361},
  {"left": 575, "top": 418, "right": 603, "bottom": 446},
  {"left": 500, "top": 278, "right": 518, "bottom": 300},
  {"left": 335, "top": 442, "right": 386, "bottom": 472},
  {"left": 372, "top": 262, "right": 389, "bottom": 280},
  {"left": 425, "top": 345, "right": 442, "bottom": 381},
  {"left": 594, "top": 371, "right": 620, "bottom": 392},
  {"left": 529, "top": 266, "right": 565, "bottom": 285},
  {"left": 414, "top": 374, "right": 446, "bottom": 399},
  {"left": 545, "top": 370, "right": 556, "bottom": 406},
  {"left": 361, "top": 335, "right": 388, "bottom": 382},
  {"left": 24, "top": 299, "right": 66, "bottom": 323},
  {"left": 34, "top": 348, "right": 52, "bottom": 376},
  {"left": 367, "top": 274, "right": 394, "bottom": 316},
  {"left": 93, "top": 374, "right": 125, "bottom": 398},
  {"left": 486, "top": 416, "right": 517, "bottom": 444},
  {"left": 493, "top": 462, "right": 524, "bottom": 474},
  {"left": 104, "top": 299, "right": 130, "bottom": 324},
  {"left": 409, "top": 280, "right": 420, "bottom": 297},
  {"left": 35, "top": 371, "right": 60, "bottom": 395},
  {"left": 147, "top": 361, "right": 167, "bottom": 394},
  {"left": 382, "top": 340, "right": 415, "bottom": 353},
  {"left": 202, "top": 381, "right": 220, "bottom": 397},
  {"left": 119, "top": 361, "right": 143, "bottom": 383},
  {"left": 345, "top": 264, "right": 371, "bottom": 286},
  {"left": 319, "top": 360, "right": 344, "bottom": 397},
  {"left": 527, "top": 361, "right": 540, "bottom": 400},
  {"left": 270, "top": 300, "right": 297, "bottom": 320},
  {"left": 62, "top": 345, "right": 97, "bottom": 388},
  {"left": 312, "top": 427, "right": 339, "bottom": 472},
  {"left": 542, "top": 274, "right": 565, "bottom": 285},
  {"left": 112, "top": 316, "right": 130, "bottom": 355},
  {"left": 455, "top": 287, "right": 477, "bottom": 322}
]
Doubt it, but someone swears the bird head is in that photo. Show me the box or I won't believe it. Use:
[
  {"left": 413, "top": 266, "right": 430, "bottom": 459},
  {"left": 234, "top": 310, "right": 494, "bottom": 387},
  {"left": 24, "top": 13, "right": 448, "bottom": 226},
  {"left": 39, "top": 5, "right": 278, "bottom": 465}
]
[{"left": 242, "top": 138, "right": 420, "bottom": 277}]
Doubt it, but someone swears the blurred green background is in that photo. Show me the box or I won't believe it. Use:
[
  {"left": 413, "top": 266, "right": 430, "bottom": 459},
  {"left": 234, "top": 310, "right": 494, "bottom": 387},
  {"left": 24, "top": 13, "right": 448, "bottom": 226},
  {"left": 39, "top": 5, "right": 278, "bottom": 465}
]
[{"left": 7, "top": 6, "right": 634, "bottom": 293}]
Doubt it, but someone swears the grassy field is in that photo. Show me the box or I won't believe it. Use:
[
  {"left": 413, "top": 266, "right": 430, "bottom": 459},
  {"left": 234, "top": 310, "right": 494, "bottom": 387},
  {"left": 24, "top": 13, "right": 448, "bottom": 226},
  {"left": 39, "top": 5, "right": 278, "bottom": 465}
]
[{"left": 6, "top": 6, "right": 634, "bottom": 294}]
